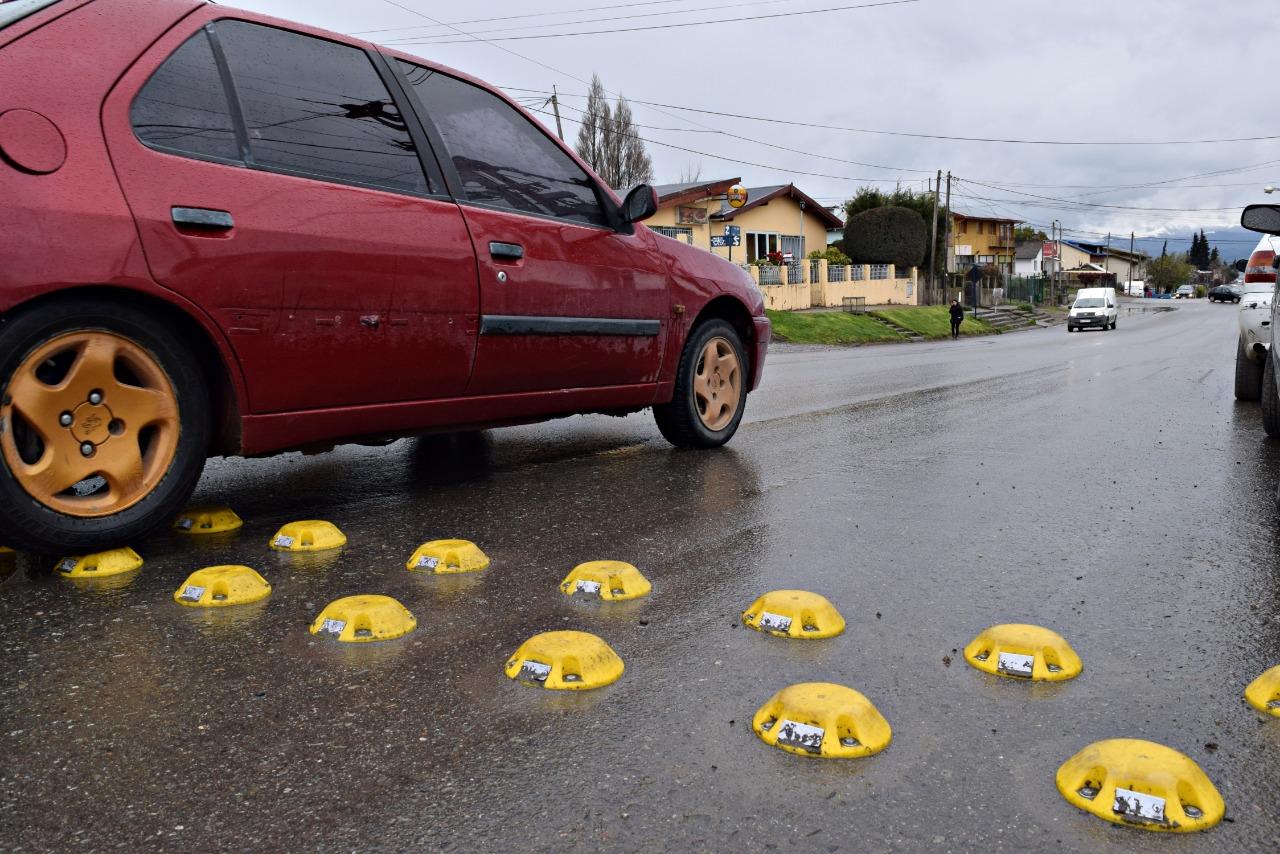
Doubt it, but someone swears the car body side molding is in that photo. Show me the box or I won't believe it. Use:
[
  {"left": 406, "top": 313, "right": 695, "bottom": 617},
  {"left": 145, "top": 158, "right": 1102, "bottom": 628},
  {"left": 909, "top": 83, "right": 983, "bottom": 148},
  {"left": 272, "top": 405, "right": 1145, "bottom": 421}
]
[{"left": 479, "top": 316, "right": 661, "bottom": 337}]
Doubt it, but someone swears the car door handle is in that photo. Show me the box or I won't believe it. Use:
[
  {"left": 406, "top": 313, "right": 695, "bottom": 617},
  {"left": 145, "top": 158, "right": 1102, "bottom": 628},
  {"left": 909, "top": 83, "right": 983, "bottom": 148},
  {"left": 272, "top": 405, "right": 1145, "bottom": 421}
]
[
  {"left": 172, "top": 207, "right": 234, "bottom": 230},
  {"left": 489, "top": 241, "right": 523, "bottom": 261}
]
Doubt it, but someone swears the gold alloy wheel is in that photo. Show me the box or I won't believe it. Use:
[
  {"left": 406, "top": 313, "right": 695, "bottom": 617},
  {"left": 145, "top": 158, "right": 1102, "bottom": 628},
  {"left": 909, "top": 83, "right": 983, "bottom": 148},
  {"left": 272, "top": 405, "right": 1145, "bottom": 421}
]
[
  {"left": 0, "top": 331, "right": 180, "bottom": 517},
  {"left": 694, "top": 336, "right": 741, "bottom": 432}
]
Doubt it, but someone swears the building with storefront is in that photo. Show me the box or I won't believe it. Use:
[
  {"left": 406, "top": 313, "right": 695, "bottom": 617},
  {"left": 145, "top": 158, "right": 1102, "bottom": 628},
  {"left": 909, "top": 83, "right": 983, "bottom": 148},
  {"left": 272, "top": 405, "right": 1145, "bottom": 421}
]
[{"left": 646, "top": 179, "right": 842, "bottom": 264}]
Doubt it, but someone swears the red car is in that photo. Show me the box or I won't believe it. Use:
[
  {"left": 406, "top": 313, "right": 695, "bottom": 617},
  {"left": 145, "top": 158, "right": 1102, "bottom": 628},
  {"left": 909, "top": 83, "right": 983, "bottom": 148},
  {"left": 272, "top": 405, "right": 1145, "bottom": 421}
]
[{"left": 0, "top": 0, "right": 769, "bottom": 553}]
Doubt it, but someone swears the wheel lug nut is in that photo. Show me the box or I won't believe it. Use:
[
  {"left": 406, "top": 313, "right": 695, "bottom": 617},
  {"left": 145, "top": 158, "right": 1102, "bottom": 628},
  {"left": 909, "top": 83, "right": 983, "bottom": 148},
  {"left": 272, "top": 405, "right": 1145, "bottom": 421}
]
[
  {"left": 79, "top": 443, "right": 94, "bottom": 457},
  {"left": 88, "top": 391, "right": 103, "bottom": 405},
  {"left": 59, "top": 412, "right": 73, "bottom": 427}
]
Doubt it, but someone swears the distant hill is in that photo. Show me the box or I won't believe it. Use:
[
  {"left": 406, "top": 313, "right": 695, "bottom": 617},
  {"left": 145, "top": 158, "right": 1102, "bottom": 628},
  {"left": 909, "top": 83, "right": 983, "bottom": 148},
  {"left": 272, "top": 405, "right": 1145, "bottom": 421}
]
[{"left": 1127, "top": 226, "right": 1266, "bottom": 265}]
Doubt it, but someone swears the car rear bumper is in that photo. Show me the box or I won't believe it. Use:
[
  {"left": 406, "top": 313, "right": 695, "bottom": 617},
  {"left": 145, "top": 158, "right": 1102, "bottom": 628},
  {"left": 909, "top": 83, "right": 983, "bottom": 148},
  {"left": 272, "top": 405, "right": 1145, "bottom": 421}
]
[{"left": 750, "top": 316, "right": 771, "bottom": 390}]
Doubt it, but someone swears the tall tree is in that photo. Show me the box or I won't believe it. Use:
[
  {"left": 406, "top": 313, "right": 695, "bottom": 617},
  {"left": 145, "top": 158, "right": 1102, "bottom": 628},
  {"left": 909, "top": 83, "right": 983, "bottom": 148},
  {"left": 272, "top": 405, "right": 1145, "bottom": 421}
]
[{"left": 574, "top": 74, "right": 653, "bottom": 189}]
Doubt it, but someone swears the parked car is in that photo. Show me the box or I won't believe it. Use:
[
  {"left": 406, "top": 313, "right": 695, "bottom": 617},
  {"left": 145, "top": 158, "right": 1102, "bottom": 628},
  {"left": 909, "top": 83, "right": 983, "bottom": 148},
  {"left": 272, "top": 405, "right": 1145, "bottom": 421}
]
[
  {"left": 1208, "top": 284, "right": 1243, "bottom": 303},
  {"left": 1241, "top": 207, "right": 1280, "bottom": 434},
  {"left": 1234, "top": 235, "right": 1280, "bottom": 401},
  {"left": 1067, "top": 287, "right": 1118, "bottom": 332},
  {"left": 1174, "top": 284, "right": 1195, "bottom": 299},
  {"left": 0, "top": 0, "right": 771, "bottom": 553}
]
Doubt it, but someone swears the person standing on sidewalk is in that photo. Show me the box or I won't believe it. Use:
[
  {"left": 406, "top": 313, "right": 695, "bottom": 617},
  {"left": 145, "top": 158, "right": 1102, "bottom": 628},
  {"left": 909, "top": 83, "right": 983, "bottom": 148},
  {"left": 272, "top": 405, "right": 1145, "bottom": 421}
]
[{"left": 949, "top": 299, "right": 964, "bottom": 339}]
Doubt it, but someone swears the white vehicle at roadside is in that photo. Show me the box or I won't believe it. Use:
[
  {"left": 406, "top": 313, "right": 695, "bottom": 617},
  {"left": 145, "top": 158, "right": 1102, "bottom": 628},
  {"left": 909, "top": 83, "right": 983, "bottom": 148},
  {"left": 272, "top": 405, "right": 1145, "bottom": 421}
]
[
  {"left": 1067, "top": 287, "right": 1118, "bottom": 332},
  {"left": 1234, "top": 234, "right": 1278, "bottom": 401}
]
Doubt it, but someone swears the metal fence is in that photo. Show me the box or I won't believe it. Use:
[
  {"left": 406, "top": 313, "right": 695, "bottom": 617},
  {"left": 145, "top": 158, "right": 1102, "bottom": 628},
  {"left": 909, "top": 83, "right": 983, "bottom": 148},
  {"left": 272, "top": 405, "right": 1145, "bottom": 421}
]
[
  {"left": 757, "top": 264, "right": 782, "bottom": 285},
  {"left": 828, "top": 264, "right": 848, "bottom": 282},
  {"left": 851, "top": 265, "right": 864, "bottom": 281},
  {"left": 870, "top": 264, "right": 890, "bottom": 280},
  {"left": 786, "top": 261, "right": 805, "bottom": 284}
]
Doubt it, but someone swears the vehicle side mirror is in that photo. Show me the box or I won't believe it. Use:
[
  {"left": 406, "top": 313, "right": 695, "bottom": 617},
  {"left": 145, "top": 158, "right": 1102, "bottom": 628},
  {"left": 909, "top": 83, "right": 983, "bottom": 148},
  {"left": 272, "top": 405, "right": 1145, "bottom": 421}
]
[
  {"left": 1241, "top": 204, "right": 1280, "bottom": 236},
  {"left": 621, "top": 184, "right": 658, "bottom": 224}
]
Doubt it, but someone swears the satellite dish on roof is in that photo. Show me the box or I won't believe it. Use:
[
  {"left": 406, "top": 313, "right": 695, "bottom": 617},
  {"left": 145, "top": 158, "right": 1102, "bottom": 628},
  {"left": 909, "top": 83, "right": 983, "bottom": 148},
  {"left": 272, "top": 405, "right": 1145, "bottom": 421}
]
[{"left": 727, "top": 184, "right": 748, "bottom": 209}]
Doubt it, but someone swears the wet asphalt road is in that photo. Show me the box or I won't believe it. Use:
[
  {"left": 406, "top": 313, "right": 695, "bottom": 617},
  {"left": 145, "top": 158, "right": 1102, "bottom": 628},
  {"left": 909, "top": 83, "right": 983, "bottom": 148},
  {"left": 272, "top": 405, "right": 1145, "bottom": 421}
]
[{"left": 4, "top": 300, "right": 1280, "bottom": 852}]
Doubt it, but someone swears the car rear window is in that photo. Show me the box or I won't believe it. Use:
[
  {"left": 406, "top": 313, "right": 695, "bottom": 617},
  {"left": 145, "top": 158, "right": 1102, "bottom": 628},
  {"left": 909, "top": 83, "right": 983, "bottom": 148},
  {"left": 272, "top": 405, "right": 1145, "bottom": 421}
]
[
  {"left": 0, "top": 0, "right": 62, "bottom": 30},
  {"left": 217, "top": 21, "right": 428, "bottom": 195}
]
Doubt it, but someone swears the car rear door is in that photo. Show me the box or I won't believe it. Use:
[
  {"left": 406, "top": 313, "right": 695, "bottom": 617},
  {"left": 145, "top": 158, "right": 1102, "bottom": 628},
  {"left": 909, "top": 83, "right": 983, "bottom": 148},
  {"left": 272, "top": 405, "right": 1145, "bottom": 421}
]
[
  {"left": 104, "top": 15, "right": 479, "bottom": 414},
  {"left": 393, "top": 61, "right": 668, "bottom": 396}
]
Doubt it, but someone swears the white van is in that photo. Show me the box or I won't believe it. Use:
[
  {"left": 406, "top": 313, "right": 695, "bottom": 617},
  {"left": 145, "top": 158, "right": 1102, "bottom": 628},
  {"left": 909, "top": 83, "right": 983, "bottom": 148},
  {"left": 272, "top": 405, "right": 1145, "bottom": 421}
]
[{"left": 1067, "top": 287, "right": 1118, "bottom": 332}]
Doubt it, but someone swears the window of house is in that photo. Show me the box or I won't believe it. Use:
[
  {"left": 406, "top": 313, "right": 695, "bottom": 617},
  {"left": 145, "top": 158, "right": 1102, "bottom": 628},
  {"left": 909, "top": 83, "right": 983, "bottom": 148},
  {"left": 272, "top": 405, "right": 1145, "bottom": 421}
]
[
  {"left": 978, "top": 254, "right": 995, "bottom": 264},
  {"left": 131, "top": 29, "right": 241, "bottom": 163},
  {"left": 398, "top": 60, "right": 608, "bottom": 226},
  {"left": 652, "top": 225, "right": 693, "bottom": 244},
  {"left": 958, "top": 220, "right": 967, "bottom": 235},
  {"left": 746, "top": 231, "right": 780, "bottom": 262},
  {"left": 779, "top": 235, "right": 804, "bottom": 260}
]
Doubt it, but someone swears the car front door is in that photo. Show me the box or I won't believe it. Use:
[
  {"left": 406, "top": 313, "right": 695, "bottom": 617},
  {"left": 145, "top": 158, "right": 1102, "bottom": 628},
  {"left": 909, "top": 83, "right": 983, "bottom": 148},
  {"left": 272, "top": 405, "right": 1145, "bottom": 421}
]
[
  {"left": 394, "top": 61, "right": 668, "bottom": 396},
  {"left": 105, "top": 17, "right": 478, "bottom": 414}
]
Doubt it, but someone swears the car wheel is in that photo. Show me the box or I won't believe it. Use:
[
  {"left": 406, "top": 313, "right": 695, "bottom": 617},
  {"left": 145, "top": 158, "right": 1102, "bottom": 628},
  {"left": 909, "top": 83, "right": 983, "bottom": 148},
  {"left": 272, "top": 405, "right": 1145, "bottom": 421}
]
[
  {"left": 653, "top": 319, "right": 748, "bottom": 449},
  {"left": 1264, "top": 355, "right": 1280, "bottom": 439},
  {"left": 1235, "top": 338, "right": 1264, "bottom": 402},
  {"left": 1067, "top": 326, "right": 1074, "bottom": 332},
  {"left": 0, "top": 298, "right": 210, "bottom": 553}
]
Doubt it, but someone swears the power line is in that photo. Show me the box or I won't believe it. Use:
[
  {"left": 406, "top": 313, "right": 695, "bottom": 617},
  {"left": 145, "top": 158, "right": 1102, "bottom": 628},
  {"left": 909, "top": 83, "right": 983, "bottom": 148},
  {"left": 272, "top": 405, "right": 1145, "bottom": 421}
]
[
  {"left": 378, "top": 0, "right": 813, "bottom": 43},
  {"left": 398, "top": 0, "right": 922, "bottom": 45},
  {"left": 520, "top": 88, "right": 1280, "bottom": 147},
  {"left": 956, "top": 178, "right": 1247, "bottom": 213},
  {"left": 351, "top": 0, "right": 692, "bottom": 34}
]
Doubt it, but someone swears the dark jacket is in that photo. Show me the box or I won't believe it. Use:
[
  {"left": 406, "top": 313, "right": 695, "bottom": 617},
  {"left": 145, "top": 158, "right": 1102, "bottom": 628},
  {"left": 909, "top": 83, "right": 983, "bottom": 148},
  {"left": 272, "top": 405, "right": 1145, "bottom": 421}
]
[{"left": 949, "top": 304, "right": 964, "bottom": 322}]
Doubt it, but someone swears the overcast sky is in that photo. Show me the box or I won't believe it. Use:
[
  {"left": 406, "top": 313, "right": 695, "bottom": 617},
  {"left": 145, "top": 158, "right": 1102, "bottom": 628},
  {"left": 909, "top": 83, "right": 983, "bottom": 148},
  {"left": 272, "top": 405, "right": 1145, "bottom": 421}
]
[{"left": 229, "top": 0, "right": 1277, "bottom": 250}]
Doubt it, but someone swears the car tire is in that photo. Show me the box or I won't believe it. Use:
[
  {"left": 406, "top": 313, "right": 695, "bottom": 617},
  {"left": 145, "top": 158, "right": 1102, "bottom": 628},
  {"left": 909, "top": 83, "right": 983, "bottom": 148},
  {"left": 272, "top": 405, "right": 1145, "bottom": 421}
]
[
  {"left": 1264, "top": 355, "right": 1280, "bottom": 439},
  {"left": 653, "top": 319, "right": 748, "bottom": 449},
  {"left": 1067, "top": 325, "right": 1075, "bottom": 332},
  {"left": 1235, "top": 338, "right": 1264, "bottom": 402},
  {"left": 0, "top": 298, "right": 210, "bottom": 553}
]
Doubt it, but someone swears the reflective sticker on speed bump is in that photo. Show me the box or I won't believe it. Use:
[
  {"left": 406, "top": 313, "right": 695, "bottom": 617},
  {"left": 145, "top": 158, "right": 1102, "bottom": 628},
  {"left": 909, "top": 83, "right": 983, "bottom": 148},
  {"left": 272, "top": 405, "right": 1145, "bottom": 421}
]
[
  {"left": 0, "top": 546, "right": 12, "bottom": 554},
  {"left": 269, "top": 521, "right": 346, "bottom": 552},
  {"left": 1244, "top": 664, "right": 1280, "bottom": 717},
  {"left": 964, "top": 623, "right": 1082, "bottom": 681},
  {"left": 742, "top": 590, "right": 845, "bottom": 639},
  {"left": 504, "top": 630, "right": 623, "bottom": 690},
  {"left": 559, "top": 561, "right": 651, "bottom": 600},
  {"left": 55, "top": 547, "right": 143, "bottom": 578},
  {"left": 753, "top": 682, "right": 891, "bottom": 759},
  {"left": 173, "top": 505, "right": 243, "bottom": 535},
  {"left": 173, "top": 566, "right": 271, "bottom": 607},
  {"left": 405, "top": 539, "right": 489, "bottom": 574},
  {"left": 1056, "top": 739, "right": 1224, "bottom": 832},
  {"left": 309, "top": 595, "right": 416, "bottom": 643}
]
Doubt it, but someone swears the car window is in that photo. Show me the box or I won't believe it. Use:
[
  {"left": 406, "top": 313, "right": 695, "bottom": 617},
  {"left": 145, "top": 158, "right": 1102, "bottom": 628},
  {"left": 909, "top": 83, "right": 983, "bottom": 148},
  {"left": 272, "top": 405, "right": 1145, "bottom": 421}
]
[
  {"left": 130, "top": 29, "right": 241, "bottom": 163},
  {"left": 215, "top": 21, "right": 428, "bottom": 195},
  {"left": 397, "top": 61, "right": 608, "bottom": 227},
  {"left": 1075, "top": 298, "right": 1104, "bottom": 307}
]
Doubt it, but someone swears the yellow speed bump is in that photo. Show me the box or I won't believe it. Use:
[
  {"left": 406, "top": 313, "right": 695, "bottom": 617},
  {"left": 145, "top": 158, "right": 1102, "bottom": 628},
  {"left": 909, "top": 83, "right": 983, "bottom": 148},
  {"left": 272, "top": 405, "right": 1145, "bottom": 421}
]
[
  {"left": 742, "top": 590, "right": 845, "bottom": 639},
  {"left": 559, "top": 560, "right": 651, "bottom": 600},
  {"left": 270, "top": 520, "right": 346, "bottom": 552},
  {"left": 753, "top": 682, "right": 891, "bottom": 759},
  {"left": 964, "top": 623, "right": 1082, "bottom": 681},
  {"left": 174, "top": 566, "right": 271, "bottom": 607},
  {"left": 505, "top": 630, "right": 623, "bottom": 690},
  {"left": 0, "top": 546, "right": 13, "bottom": 554},
  {"left": 1056, "top": 739, "right": 1224, "bottom": 832},
  {"left": 309, "top": 595, "right": 416, "bottom": 642},
  {"left": 406, "top": 539, "right": 489, "bottom": 574},
  {"left": 55, "top": 547, "right": 143, "bottom": 578},
  {"left": 1244, "top": 665, "right": 1280, "bottom": 717},
  {"left": 173, "top": 505, "right": 243, "bottom": 535}
]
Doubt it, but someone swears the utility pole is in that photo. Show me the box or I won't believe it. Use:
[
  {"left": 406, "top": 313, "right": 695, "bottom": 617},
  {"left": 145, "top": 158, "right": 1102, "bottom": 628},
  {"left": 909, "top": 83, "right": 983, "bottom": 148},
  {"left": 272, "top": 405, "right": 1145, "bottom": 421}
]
[
  {"left": 944, "top": 171, "right": 952, "bottom": 302},
  {"left": 929, "top": 169, "right": 941, "bottom": 304},
  {"left": 1128, "top": 231, "right": 1135, "bottom": 294},
  {"left": 550, "top": 85, "right": 565, "bottom": 141}
]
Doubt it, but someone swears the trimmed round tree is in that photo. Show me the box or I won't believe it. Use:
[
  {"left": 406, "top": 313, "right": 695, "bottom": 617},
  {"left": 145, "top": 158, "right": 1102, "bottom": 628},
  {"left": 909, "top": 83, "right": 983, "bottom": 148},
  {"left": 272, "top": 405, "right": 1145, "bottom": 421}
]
[{"left": 842, "top": 206, "right": 928, "bottom": 267}]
